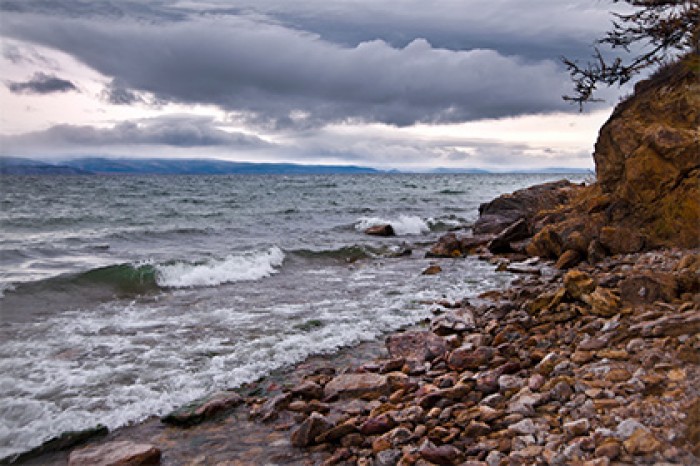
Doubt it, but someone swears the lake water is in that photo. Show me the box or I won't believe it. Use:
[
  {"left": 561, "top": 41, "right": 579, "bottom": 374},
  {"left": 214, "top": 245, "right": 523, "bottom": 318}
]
[{"left": 0, "top": 173, "right": 585, "bottom": 459}]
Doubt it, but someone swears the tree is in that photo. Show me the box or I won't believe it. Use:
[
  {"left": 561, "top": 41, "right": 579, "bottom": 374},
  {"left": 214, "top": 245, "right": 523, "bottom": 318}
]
[{"left": 562, "top": 0, "right": 700, "bottom": 109}]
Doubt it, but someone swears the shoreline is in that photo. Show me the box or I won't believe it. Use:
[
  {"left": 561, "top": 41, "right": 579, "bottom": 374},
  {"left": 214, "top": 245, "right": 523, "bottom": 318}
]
[{"left": 10, "top": 243, "right": 700, "bottom": 465}]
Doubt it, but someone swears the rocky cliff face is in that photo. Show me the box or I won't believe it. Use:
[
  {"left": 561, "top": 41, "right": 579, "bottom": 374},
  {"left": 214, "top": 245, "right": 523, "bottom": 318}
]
[{"left": 592, "top": 56, "right": 699, "bottom": 248}]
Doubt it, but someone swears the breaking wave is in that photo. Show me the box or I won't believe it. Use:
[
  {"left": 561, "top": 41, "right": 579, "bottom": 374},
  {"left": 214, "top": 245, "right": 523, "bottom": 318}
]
[{"left": 355, "top": 215, "right": 430, "bottom": 235}]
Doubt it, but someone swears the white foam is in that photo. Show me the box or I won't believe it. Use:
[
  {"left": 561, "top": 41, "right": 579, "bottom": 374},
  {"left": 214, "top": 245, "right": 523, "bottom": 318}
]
[
  {"left": 355, "top": 215, "right": 430, "bottom": 235},
  {"left": 155, "top": 247, "right": 285, "bottom": 288}
]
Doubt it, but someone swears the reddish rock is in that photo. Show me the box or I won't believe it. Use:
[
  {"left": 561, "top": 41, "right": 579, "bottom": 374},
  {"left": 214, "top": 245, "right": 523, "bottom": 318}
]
[
  {"left": 526, "top": 225, "right": 563, "bottom": 259},
  {"left": 599, "top": 226, "right": 646, "bottom": 255},
  {"left": 359, "top": 413, "right": 396, "bottom": 435},
  {"left": 323, "top": 373, "right": 389, "bottom": 400},
  {"left": 422, "top": 264, "right": 443, "bottom": 275},
  {"left": 68, "top": 441, "right": 161, "bottom": 466},
  {"left": 291, "top": 380, "right": 324, "bottom": 400},
  {"left": 555, "top": 249, "right": 582, "bottom": 269},
  {"left": 386, "top": 331, "right": 447, "bottom": 362},
  {"left": 161, "top": 391, "right": 243, "bottom": 426},
  {"left": 365, "top": 224, "right": 395, "bottom": 236},
  {"left": 629, "top": 310, "right": 700, "bottom": 338},
  {"left": 623, "top": 428, "right": 662, "bottom": 455},
  {"left": 563, "top": 270, "right": 597, "bottom": 300},
  {"left": 418, "top": 442, "right": 462, "bottom": 465},
  {"left": 447, "top": 346, "right": 494, "bottom": 371}
]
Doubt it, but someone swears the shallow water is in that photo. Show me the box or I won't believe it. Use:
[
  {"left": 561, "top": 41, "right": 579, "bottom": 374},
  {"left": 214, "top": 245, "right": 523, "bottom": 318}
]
[{"left": 0, "top": 173, "right": 585, "bottom": 459}]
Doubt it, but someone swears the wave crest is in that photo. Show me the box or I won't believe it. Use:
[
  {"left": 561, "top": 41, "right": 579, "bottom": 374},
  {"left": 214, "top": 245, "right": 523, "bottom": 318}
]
[
  {"left": 156, "top": 247, "right": 285, "bottom": 288},
  {"left": 355, "top": 215, "right": 430, "bottom": 235}
]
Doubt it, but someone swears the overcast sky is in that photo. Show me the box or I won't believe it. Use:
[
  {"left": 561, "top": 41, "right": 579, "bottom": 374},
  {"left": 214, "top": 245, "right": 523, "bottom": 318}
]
[{"left": 0, "top": 0, "right": 629, "bottom": 170}]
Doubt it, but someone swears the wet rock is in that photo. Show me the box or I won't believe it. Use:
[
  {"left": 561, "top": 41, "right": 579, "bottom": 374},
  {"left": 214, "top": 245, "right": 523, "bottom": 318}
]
[
  {"left": 365, "top": 224, "right": 395, "bottom": 236},
  {"left": 250, "top": 392, "right": 292, "bottom": 422},
  {"left": 162, "top": 391, "right": 243, "bottom": 426},
  {"left": 315, "top": 420, "right": 357, "bottom": 443},
  {"left": 428, "top": 232, "right": 491, "bottom": 258},
  {"left": 386, "top": 331, "right": 447, "bottom": 362},
  {"left": 422, "top": 264, "right": 443, "bottom": 275},
  {"left": 291, "top": 380, "right": 324, "bottom": 400},
  {"left": 290, "top": 412, "right": 334, "bottom": 447},
  {"left": 324, "top": 373, "right": 389, "bottom": 400},
  {"left": 68, "top": 441, "right": 161, "bottom": 466}
]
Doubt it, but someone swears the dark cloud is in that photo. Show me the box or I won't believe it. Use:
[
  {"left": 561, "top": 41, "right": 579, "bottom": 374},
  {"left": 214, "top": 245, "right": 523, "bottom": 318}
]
[
  {"left": 101, "top": 79, "right": 146, "bottom": 105},
  {"left": 1, "top": 116, "right": 270, "bottom": 150},
  {"left": 1, "top": 12, "right": 603, "bottom": 128},
  {"left": 7, "top": 72, "right": 78, "bottom": 94}
]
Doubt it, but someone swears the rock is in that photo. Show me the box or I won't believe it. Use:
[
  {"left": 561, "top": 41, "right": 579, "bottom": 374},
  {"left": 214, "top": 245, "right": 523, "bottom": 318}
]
[
  {"left": 629, "top": 309, "right": 700, "bottom": 337},
  {"left": 447, "top": 345, "right": 494, "bottom": 371},
  {"left": 418, "top": 441, "right": 462, "bottom": 465},
  {"left": 508, "top": 418, "right": 537, "bottom": 436},
  {"left": 474, "top": 180, "right": 576, "bottom": 235},
  {"left": 563, "top": 419, "right": 590, "bottom": 437},
  {"left": 592, "top": 57, "right": 699, "bottom": 249},
  {"left": 162, "top": 391, "right": 243, "bottom": 426},
  {"left": 375, "top": 449, "right": 402, "bottom": 466},
  {"left": 8, "top": 425, "right": 109, "bottom": 464},
  {"left": 315, "top": 420, "right": 357, "bottom": 443},
  {"left": 587, "top": 239, "right": 607, "bottom": 263},
  {"left": 623, "top": 428, "right": 662, "bottom": 455},
  {"left": 595, "top": 439, "right": 622, "bottom": 460},
  {"left": 599, "top": 226, "right": 645, "bottom": 255},
  {"left": 615, "top": 419, "right": 647, "bottom": 439},
  {"left": 422, "top": 264, "right": 442, "bottom": 275},
  {"left": 291, "top": 380, "right": 324, "bottom": 400},
  {"left": 386, "top": 331, "right": 447, "bottom": 362},
  {"left": 431, "top": 308, "right": 476, "bottom": 335},
  {"left": 619, "top": 273, "right": 678, "bottom": 305},
  {"left": 526, "top": 225, "right": 564, "bottom": 259},
  {"left": 563, "top": 270, "right": 597, "bottom": 300},
  {"left": 290, "top": 412, "right": 334, "bottom": 447},
  {"left": 359, "top": 413, "right": 396, "bottom": 435},
  {"left": 249, "top": 392, "right": 292, "bottom": 422},
  {"left": 487, "top": 219, "right": 531, "bottom": 253},
  {"left": 581, "top": 287, "right": 621, "bottom": 317},
  {"left": 324, "top": 373, "right": 390, "bottom": 400},
  {"left": 68, "top": 441, "right": 160, "bottom": 466},
  {"left": 427, "top": 233, "right": 492, "bottom": 258},
  {"left": 555, "top": 249, "right": 582, "bottom": 269},
  {"left": 365, "top": 224, "right": 395, "bottom": 236}
]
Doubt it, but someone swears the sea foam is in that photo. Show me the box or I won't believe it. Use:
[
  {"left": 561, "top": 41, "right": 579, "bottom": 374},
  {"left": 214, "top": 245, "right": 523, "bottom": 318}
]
[
  {"left": 156, "top": 247, "right": 285, "bottom": 288},
  {"left": 355, "top": 215, "right": 430, "bottom": 235}
]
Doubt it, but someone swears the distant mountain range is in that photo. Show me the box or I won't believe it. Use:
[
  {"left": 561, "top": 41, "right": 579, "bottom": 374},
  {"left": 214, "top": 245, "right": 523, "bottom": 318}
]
[
  {"left": 0, "top": 157, "right": 593, "bottom": 176},
  {"left": 0, "top": 157, "right": 380, "bottom": 175}
]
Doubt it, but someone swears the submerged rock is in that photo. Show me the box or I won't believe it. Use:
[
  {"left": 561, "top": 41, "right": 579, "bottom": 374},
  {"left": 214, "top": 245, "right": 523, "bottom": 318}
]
[
  {"left": 68, "top": 441, "right": 160, "bottom": 466},
  {"left": 162, "top": 391, "right": 243, "bottom": 426},
  {"left": 365, "top": 224, "right": 395, "bottom": 236}
]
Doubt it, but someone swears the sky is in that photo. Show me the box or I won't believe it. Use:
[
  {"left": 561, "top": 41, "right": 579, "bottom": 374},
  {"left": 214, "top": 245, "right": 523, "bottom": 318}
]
[{"left": 0, "top": 0, "right": 630, "bottom": 171}]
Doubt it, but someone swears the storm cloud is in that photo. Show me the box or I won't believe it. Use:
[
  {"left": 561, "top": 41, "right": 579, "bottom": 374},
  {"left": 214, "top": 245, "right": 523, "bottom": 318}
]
[
  {"left": 7, "top": 71, "right": 77, "bottom": 94},
  {"left": 0, "top": 6, "right": 603, "bottom": 128}
]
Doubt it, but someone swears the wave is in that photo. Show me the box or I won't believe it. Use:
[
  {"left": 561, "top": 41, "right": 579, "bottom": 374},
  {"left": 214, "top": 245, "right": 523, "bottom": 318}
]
[
  {"left": 0, "top": 248, "right": 286, "bottom": 302},
  {"left": 156, "top": 247, "right": 284, "bottom": 288},
  {"left": 290, "top": 244, "right": 411, "bottom": 262},
  {"left": 355, "top": 215, "right": 430, "bottom": 235}
]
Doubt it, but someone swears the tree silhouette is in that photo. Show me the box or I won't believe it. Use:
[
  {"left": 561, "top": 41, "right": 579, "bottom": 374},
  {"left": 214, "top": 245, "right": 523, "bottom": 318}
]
[{"left": 563, "top": 0, "right": 700, "bottom": 109}]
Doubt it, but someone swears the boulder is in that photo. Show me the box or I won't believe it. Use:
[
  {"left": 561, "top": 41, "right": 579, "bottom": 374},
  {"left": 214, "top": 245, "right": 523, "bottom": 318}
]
[
  {"left": 323, "top": 373, "right": 390, "bottom": 400},
  {"left": 473, "top": 180, "right": 576, "bottom": 235},
  {"left": 563, "top": 270, "right": 597, "bottom": 300},
  {"left": 68, "top": 441, "right": 161, "bottom": 466},
  {"left": 447, "top": 346, "right": 494, "bottom": 371},
  {"left": 386, "top": 331, "right": 447, "bottom": 362},
  {"left": 365, "top": 224, "right": 395, "bottom": 236},
  {"left": 599, "top": 226, "right": 645, "bottom": 255},
  {"left": 526, "top": 225, "right": 563, "bottom": 259},
  {"left": 427, "top": 233, "right": 491, "bottom": 258},
  {"left": 422, "top": 264, "right": 443, "bottom": 275},
  {"left": 555, "top": 249, "right": 582, "bottom": 269}
]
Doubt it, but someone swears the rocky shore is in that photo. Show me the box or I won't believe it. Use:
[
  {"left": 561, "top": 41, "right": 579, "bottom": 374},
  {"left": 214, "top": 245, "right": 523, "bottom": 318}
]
[{"left": 7, "top": 49, "right": 699, "bottom": 466}]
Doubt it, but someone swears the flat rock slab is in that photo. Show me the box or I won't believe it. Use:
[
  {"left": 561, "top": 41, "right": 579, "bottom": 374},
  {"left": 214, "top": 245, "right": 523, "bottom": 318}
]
[
  {"left": 69, "top": 441, "right": 161, "bottom": 466},
  {"left": 161, "top": 391, "right": 243, "bottom": 426},
  {"left": 323, "top": 373, "right": 389, "bottom": 400}
]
